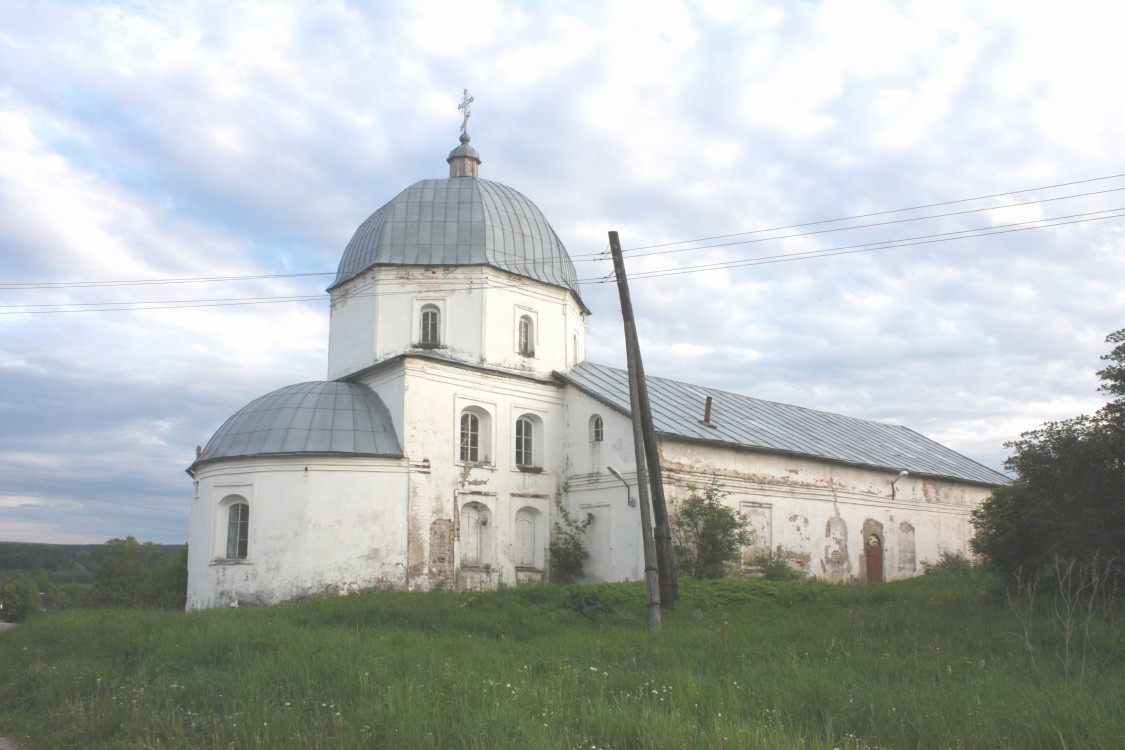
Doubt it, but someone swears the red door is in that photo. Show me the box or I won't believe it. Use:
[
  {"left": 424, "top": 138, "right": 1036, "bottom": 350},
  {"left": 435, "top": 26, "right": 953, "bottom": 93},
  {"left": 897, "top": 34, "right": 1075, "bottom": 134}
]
[{"left": 865, "top": 534, "right": 884, "bottom": 582}]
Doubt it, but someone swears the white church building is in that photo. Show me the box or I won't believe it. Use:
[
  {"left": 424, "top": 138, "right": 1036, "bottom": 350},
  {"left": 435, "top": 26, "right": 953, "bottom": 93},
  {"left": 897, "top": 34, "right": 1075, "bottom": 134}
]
[{"left": 185, "top": 128, "right": 1008, "bottom": 609}]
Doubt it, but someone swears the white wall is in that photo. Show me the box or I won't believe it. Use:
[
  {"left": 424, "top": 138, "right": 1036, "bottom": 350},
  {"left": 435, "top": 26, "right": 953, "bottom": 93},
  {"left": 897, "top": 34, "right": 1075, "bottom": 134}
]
[
  {"left": 559, "top": 389, "right": 646, "bottom": 581},
  {"left": 327, "top": 266, "right": 586, "bottom": 381},
  {"left": 186, "top": 455, "right": 411, "bottom": 609},
  {"left": 354, "top": 357, "right": 567, "bottom": 589}
]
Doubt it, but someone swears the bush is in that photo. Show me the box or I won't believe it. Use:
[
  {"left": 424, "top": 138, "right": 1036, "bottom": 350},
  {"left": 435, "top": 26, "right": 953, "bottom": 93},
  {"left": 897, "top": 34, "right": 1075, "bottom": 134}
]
[
  {"left": 1, "top": 572, "right": 41, "bottom": 622},
  {"left": 549, "top": 503, "right": 593, "bottom": 583},
  {"left": 922, "top": 551, "right": 975, "bottom": 577},
  {"left": 671, "top": 482, "right": 752, "bottom": 579},
  {"left": 748, "top": 546, "right": 806, "bottom": 581}
]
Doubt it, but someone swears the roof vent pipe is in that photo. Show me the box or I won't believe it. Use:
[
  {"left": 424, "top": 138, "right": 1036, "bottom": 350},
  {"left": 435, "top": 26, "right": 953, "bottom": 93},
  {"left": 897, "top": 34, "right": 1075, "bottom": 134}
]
[{"left": 700, "top": 396, "right": 716, "bottom": 428}]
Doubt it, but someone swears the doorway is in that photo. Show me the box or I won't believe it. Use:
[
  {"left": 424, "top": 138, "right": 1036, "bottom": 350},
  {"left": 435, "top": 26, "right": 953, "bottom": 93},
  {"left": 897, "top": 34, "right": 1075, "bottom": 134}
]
[{"left": 865, "top": 533, "right": 884, "bottom": 583}]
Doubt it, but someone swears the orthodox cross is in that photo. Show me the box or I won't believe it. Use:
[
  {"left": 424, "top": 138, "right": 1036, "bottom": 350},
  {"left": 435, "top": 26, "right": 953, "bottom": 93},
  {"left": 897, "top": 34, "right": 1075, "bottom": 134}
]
[{"left": 458, "top": 89, "right": 474, "bottom": 133}]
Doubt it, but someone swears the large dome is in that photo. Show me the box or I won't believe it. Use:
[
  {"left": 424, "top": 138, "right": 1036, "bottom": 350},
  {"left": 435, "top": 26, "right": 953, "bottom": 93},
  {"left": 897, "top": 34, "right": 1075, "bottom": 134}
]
[
  {"left": 330, "top": 176, "right": 583, "bottom": 300},
  {"left": 192, "top": 382, "right": 402, "bottom": 468}
]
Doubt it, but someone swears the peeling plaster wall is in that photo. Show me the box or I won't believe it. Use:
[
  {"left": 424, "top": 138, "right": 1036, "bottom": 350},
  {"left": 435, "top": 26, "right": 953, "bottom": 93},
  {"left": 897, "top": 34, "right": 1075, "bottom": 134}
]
[
  {"left": 659, "top": 441, "right": 992, "bottom": 581},
  {"left": 186, "top": 455, "right": 410, "bottom": 609},
  {"left": 559, "top": 415, "right": 995, "bottom": 584},
  {"left": 355, "top": 357, "right": 566, "bottom": 590}
]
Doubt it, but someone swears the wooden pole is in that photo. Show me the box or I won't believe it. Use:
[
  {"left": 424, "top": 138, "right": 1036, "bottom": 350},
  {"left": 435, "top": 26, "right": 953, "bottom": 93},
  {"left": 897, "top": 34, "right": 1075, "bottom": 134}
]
[
  {"left": 608, "top": 231, "right": 679, "bottom": 608},
  {"left": 610, "top": 463, "right": 660, "bottom": 630}
]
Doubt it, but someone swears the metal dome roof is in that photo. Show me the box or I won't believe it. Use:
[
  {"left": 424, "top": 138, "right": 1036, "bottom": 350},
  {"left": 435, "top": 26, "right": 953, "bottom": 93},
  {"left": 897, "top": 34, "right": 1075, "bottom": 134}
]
[
  {"left": 330, "top": 177, "right": 583, "bottom": 301},
  {"left": 194, "top": 381, "right": 402, "bottom": 466}
]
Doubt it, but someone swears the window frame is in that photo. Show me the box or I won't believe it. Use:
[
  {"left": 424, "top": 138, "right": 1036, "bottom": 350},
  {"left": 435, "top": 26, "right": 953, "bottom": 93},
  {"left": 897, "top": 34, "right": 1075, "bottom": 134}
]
[
  {"left": 515, "top": 416, "right": 534, "bottom": 467},
  {"left": 456, "top": 404, "right": 494, "bottom": 466},
  {"left": 590, "top": 414, "right": 604, "bottom": 443},
  {"left": 460, "top": 411, "right": 480, "bottom": 463},
  {"left": 419, "top": 304, "right": 441, "bottom": 347},
  {"left": 518, "top": 315, "right": 535, "bottom": 357},
  {"left": 513, "top": 412, "right": 544, "bottom": 471},
  {"left": 226, "top": 502, "right": 249, "bottom": 560}
]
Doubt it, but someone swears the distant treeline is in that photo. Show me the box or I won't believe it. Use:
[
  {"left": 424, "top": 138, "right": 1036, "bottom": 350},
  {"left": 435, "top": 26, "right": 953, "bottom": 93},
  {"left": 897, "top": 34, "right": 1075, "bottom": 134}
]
[
  {"left": 1, "top": 539, "right": 188, "bottom": 622},
  {"left": 0, "top": 541, "right": 184, "bottom": 581}
]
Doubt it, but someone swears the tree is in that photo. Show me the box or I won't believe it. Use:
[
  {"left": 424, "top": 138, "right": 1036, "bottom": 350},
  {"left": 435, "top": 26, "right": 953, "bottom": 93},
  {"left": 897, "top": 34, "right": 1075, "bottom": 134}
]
[
  {"left": 671, "top": 482, "right": 752, "bottom": 579},
  {"left": 141, "top": 545, "right": 188, "bottom": 610},
  {"left": 93, "top": 537, "right": 187, "bottom": 608},
  {"left": 1, "top": 572, "right": 41, "bottom": 622},
  {"left": 971, "top": 328, "right": 1125, "bottom": 582},
  {"left": 94, "top": 537, "right": 158, "bottom": 606}
]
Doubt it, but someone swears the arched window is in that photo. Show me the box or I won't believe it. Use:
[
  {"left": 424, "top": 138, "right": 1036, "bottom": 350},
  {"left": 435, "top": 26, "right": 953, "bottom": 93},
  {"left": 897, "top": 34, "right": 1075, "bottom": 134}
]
[
  {"left": 515, "top": 416, "right": 534, "bottom": 467},
  {"left": 460, "top": 412, "right": 480, "bottom": 462},
  {"left": 590, "top": 415, "right": 604, "bottom": 443},
  {"left": 420, "top": 304, "right": 440, "bottom": 346},
  {"left": 518, "top": 315, "right": 535, "bottom": 357},
  {"left": 226, "top": 502, "right": 249, "bottom": 560},
  {"left": 458, "top": 406, "right": 492, "bottom": 464}
]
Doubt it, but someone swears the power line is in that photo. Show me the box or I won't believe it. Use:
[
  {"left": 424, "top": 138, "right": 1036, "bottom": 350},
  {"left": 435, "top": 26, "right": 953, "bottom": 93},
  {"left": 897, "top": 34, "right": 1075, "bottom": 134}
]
[
  {"left": 0, "top": 271, "right": 334, "bottom": 291},
  {"left": 7, "top": 173, "right": 1124, "bottom": 291},
  {"left": 4, "top": 181, "right": 1124, "bottom": 314},
  {"left": 622, "top": 209, "right": 1125, "bottom": 280},
  {"left": 3, "top": 209, "right": 1120, "bottom": 314},
  {"left": 594, "top": 171, "right": 1125, "bottom": 256},
  {"left": 589, "top": 186, "right": 1125, "bottom": 262}
]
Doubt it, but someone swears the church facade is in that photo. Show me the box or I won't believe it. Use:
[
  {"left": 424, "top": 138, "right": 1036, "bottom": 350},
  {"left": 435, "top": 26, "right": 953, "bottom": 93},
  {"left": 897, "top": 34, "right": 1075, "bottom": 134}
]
[{"left": 185, "top": 131, "right": 1007, "bottom": 609}]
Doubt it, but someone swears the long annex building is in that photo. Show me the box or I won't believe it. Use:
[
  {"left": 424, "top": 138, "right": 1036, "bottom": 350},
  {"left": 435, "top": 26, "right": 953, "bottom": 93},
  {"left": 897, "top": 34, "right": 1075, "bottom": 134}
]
[{"left": 185, "top": 130, "right": 1008, "bottom": 609}]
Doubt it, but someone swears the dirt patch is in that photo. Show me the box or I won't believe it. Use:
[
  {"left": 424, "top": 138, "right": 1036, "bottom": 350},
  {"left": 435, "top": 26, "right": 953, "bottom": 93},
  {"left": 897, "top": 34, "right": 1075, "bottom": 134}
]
[{"left": 0, "top": 623, "right": 17, "bottom": 632}]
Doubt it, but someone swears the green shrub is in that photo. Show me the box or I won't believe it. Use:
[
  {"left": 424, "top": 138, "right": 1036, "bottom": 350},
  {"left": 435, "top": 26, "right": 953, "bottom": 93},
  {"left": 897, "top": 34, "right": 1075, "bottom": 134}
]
[
  {"left": 549, "top": 502, "right": 593, "bottom": 583},
  {"left": 671, "top": 482, "right": 752, "bottom": 579},
  {"left": 748, "top": 546, "right": 806, "bottom": 581},
  {"left": 922, "top": 551, "right": 976, "bottom": 577},
  {"left": 1, "top": 572, "right": 41, "bottom": 622}
]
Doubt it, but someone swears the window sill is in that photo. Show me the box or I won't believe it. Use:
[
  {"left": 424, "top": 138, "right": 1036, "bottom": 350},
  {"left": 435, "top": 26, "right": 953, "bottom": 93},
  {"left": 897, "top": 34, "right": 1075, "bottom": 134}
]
[
  {"left": 211, "top": 558, "right": 252, "bottom": 566},
  {"left": 415, "top": 343, "right": 446, "bottom": 350},
  {"left": 458, "top": 461, "right": 495, "bottom": 470},
  {"left": 516, "top": 465, "right": 544, "bottom": 474}
]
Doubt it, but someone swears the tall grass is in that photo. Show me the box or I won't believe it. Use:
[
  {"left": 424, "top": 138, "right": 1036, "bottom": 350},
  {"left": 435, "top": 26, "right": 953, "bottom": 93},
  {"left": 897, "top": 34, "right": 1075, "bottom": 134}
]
[{"left": 1, "top": 570, "right": 1121, "bottom": 749}]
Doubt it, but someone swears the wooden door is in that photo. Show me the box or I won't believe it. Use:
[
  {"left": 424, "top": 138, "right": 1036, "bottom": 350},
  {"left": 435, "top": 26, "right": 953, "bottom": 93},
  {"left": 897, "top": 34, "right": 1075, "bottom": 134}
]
[{"left": 865, "top": 533, "right": 884, "bottom": 582}]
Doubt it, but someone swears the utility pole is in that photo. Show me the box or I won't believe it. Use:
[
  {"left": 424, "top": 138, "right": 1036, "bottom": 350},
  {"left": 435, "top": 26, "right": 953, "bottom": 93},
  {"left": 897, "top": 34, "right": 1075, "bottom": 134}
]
[
  {"left": 609, "top": 466, "right": 660, "bottom": 630},
  {"left": 608, "top": 231, "right": 679, "bottom": 608}
]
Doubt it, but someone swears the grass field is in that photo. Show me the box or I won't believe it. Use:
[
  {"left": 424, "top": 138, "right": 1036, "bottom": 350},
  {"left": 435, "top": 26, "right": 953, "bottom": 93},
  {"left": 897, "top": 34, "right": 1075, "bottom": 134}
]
[{"left": 1, "top": 568, "right": 1121, "bottom": 749}]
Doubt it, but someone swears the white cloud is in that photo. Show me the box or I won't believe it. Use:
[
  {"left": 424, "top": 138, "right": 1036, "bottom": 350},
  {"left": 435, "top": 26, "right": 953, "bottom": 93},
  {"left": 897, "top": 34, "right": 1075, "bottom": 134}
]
[{"left": 2, "top": 0, "right": 1125, "bottom": 542}]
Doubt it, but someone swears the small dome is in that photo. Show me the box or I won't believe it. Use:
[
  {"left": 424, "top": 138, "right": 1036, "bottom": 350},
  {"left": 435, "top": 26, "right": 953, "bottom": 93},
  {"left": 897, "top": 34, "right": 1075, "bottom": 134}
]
[
  {"left": 330, "top": 177, "right": 583, "bottom": 302},
  {"left": 194, "top": 382, "right": 402, "bottom": 466}
]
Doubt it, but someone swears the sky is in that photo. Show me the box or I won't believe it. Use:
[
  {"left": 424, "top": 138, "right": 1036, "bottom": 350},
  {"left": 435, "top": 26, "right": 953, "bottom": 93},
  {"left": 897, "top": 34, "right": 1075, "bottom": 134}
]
[{"left": 1, "top": 0, "right": 1123, "bottom": 545}]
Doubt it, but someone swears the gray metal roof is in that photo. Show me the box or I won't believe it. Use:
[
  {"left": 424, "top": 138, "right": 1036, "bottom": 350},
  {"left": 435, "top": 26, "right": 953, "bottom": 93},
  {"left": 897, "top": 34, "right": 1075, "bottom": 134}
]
[
  {"left": 560, "top": 362, "right": 1009, "bottom": 486},
  {"left": 195, "top": 381, "right": 402, "bottom": 465},
  {"left": 331, "top": 177, "right": 583, "bottom": 302}
]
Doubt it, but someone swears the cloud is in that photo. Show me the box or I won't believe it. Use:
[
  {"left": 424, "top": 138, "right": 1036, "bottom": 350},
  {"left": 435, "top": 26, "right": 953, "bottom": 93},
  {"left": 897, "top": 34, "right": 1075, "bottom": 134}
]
[{"left": 2, "top": 0, "right": 1124, "bottom": 543}]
